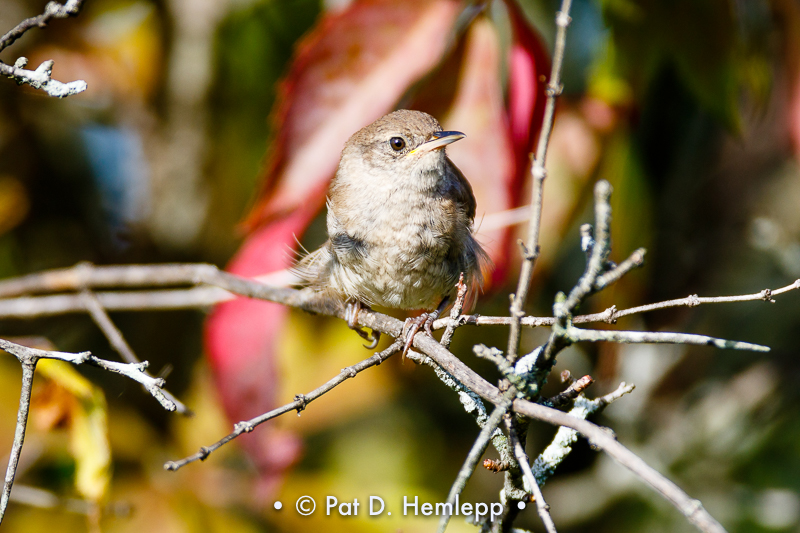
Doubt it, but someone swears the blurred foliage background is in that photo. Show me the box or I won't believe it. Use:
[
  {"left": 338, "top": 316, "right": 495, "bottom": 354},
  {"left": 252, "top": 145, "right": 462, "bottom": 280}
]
[{"left": 1, "top": 0, "right": 800, "bottom": 532}]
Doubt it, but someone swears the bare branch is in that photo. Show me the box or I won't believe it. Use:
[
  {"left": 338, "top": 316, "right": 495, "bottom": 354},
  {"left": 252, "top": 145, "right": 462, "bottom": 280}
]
[
  {"left": 403, "top": 333, "right": 726, "bottom": 533},
  {"left": 80, "top": 291, "right": 191, "bottom": 415},
  {"left": 603, "top": 278, "right": 800, "bottom": 320},
  {"left": 507, "top": 418, "right": 557, "bottom": 533},
  {"left": 432, "top": 277, "right": 800, "bottom": 328},
  {"left": 544, "top": 374, "right": 594, "bottom": 408},
  {"left": 0, "top": 263, "right": 222, "bottom": 298},
  {"left": 79, "top": 291, "right": 139, "bottom": 365},
  {"left": 506, "top": 0, "right": 573, "bottom": 362},
  {"left": 0, "top": 287, "right": 228, "bottom": 318},
  {"left": 0, "top": 1, "right": 88, "bottom": 97},
  {"left": 0, "top": 59, "right": 87, "bottom": 97},
  {"left": 0, "top": 262, "right": 738, "bottom": 531},
  {"left": 594, "top": 248, "right": 646, "bottom": 290},
  {"left": 0, "top": 361, "right": 35, "bottom": 525},
  {"left": 565, "top": 326, "right": 769, "bottom": 352},
  {"left": 0, "top": 0, "right": 85, "bottom": 52},
  {"left": 164, "top": 340, "right": 402, "bottom": 471},
  {"left": 514, "top": 396, "right": 725, "bottom": 532},
  {"left": 440, "top": 273, "right": 468, "bottom": 349},
  {"left": 559, "top": 181, "right": 613, "bottom": 315},
  {"left": 0, "top": 338, "right": 176, "bottom": 411},
  {"left": 436, "top": 401, "right": 511, "bottom": 533},
  {"left": 533, "top": 382, "right": 635, "bottom": 484},
  {"left": 0, "top": 333, "right": 174, "bottom": 524}
]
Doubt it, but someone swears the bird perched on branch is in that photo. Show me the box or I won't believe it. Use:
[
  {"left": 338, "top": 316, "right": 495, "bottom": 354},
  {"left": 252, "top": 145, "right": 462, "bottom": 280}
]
[{"left": 295, "top": 109, "right": 488, "bottom": 353}]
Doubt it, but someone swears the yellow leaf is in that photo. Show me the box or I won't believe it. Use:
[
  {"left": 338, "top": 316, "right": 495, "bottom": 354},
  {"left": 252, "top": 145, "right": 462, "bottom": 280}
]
[{"left": 36, "top": 360, "right": 111, "bottom": 503}]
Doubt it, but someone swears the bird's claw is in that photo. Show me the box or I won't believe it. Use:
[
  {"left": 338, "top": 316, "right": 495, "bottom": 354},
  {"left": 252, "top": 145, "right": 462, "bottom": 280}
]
[
  {"left": 402, "top": 310, "right": 440, "bottom": 356},
  {"left": 354, "top": 328, "right": 381, "bottom": 349},
  {"left": 345, "top": 301, "right": 380, "bottom": 349}
]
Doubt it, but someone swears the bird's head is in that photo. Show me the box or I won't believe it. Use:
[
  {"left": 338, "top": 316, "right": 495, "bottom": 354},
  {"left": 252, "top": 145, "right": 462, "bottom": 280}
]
[{"left": 337, "top": 109, "right": 465, "bottom": 191}]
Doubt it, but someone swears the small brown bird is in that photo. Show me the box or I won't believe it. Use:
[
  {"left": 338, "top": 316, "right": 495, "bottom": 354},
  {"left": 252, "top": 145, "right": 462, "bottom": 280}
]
[{"left": 295, "top": 109, "right": 488, "bottom": 352}]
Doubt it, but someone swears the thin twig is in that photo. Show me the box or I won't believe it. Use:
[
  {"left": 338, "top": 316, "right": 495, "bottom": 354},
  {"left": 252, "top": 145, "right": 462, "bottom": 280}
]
[
  {"left": 79, "top": 291, "right": 191, "bottom": 415},
  {"left": 438, "top": 276, "right": 800, "bottom": 327},
  {"left": 565, "top": 327, "right": 769, "bottom": 352},
  {"left": 437, "top": 401, "right": 511, "bottom": 533},
  {"left": 0, "top": 338, "right": 176, "bottom": 411},
  {"left": 0, "top": 263, "right": 223, "bottom": 298},
  {"left": 0, "top": 0, "right": 85, "bottom": 52},
  {"left": 533, "top": 382, "right": 634, "bottom": 484},
  {"left": 560, "top": 181, "right": 613, "bottom": 315},
  {"left": 506, "top": 0, "right": 573, "bottom": 363},
  {"left": 79, "top": 291, "right": 141, "bottom": 365},
  {"left": 594, "top": 248, "right": 646, "bottom": 289},
  {"left": 527, "top": 182, "right": 619, "bottom": 391},
  {"left": 440, "top": 274, "right": 468, "bottom": 349},
  {"left": 0, "top": 361, "right": 35, "bottom": 525},
  {"left": 506, "top": 419, "right": 557, "bottom": 533},
  {"left": 0, "top": 287, "right": 229, "bottom": 318},
  {"left": 0, "top": 334, "right": 174, "bottom": 524},
  {"left": 165, "top": 340, "right": 402, "bottom": 471},
  {"left": 597, "top": 280, "right": 800, "bottom": 319},
  {"left": 544, "top": 374, "right": 594, "bottom": 408},
  {"left": 0, "top": 59, "right": 87, "bottom": 97},
  {"left": 0, "top": 1, "right": 88, "bottom": 97}
]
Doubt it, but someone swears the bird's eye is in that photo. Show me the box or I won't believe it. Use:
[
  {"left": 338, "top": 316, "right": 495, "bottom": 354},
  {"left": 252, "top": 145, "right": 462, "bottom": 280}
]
[{"left": 389, "top": 137, "right": 406, "bottom": 151}]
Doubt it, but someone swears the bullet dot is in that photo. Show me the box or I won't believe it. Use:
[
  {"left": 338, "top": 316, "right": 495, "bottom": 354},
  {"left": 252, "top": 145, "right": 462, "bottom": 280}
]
[
  {"left": 388, "top": 512, "right": 391, "bottom": 516},
  {"left": 517, "top": 501, "right": 526, "bottom": 510},
  {"left": 274, "top": 501, "right": 283, "bottom": 510}
]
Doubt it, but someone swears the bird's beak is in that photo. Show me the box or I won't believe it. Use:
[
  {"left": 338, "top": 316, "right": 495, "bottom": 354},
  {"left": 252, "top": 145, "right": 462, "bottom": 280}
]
[{"left": 410, "top": 130, "right": 466, "bottom": 154}]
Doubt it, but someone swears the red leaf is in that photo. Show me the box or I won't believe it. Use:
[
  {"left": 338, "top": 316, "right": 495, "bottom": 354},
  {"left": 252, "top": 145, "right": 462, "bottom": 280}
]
[
  {"left": 204, "top": 207, "right": 315, "bottom": 498},
  {"left": 484, "top": 0, "right": 549, "bottom": 284},
  {"left": 506, "top": 0, "right": 551, "bottom": 179},
  {"left": 245, "top": 0, "right": 461, "bottom": 230},
  {"left": 442, "top": 18, "right": 516, "bottom": 284}
]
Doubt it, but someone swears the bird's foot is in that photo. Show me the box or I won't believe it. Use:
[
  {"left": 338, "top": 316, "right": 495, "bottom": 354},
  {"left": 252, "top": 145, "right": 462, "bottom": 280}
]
[
  {"left": 345, "top": 301, "right": 380, "bottom": 349},
  {"left": 402, "top": 309, "right": 441, "bottom": 356}
]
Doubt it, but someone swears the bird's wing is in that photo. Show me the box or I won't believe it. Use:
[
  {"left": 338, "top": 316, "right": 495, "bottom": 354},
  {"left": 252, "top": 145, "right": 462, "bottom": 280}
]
[{"left": 445, "top": 156, "right": 477, "bottom": 222}]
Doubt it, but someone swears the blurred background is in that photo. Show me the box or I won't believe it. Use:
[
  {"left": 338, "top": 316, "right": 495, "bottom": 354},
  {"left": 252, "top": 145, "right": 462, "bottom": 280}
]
[{"left": 0, "top": 0, "right": 799, "bottom": 531}]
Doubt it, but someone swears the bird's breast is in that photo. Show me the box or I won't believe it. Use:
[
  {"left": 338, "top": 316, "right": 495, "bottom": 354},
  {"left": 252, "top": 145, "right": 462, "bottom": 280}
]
[{"left": 328, "top": 188, "right": 468, "bottom": 310}]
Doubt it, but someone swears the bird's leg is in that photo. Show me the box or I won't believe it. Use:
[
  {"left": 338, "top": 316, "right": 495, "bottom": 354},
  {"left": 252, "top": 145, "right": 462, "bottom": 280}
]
[
  {"left": 345, "top": 300, "right": 380, "bottom": 349},
  {"left": 401, "top": 296, "right": 450, "bottom": 356},
  {"left": 427, "top": 296, "right": 450, "bottom": 336}
]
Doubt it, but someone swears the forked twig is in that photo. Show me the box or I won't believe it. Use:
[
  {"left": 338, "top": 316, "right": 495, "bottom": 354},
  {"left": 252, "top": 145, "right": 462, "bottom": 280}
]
[
  {"left": 0, "top": 1, "right": 88, "bottom": 97},
  {"left": 0, "top": 337, "right": 174, "bottom": 524},
  {"left": 505, "top": 0, "right": 573, "bottom": 363}
]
